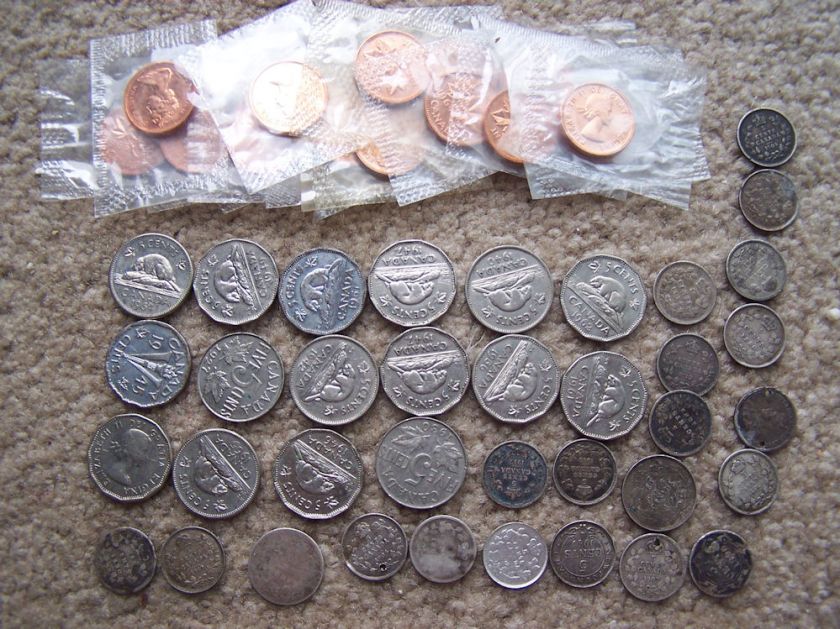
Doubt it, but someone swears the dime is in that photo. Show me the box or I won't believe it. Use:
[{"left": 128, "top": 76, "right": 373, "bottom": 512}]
[
  {"left": 249, "top": 62, "right": 327, "bottom": 136},
  {"left": 482, "top": 441, "right": 548, "bottom": 509},
  {"left": 483, "top": 90, "right": 524, "bottom": 164},
  {"left": 550, "top": 521, "right": 615, "bottom": 588},
  {"left": 342, "top": 513, "right": 407, "bottom": 582},
  {"left": 356, "top": 141, "right": 422, "bottom": 177},
  {"left": 561, "top": 84, "right": 635, "bottom": 158},
  {"left": 718, "top": 449, "right": 778, "bottom": 516},
  {"left": 483, "top": 522, "right": 547, "bottom": 590},
  {"left": 734, "top": 386, "right": 796, "bottom": 452},
  {"left": 424, "top": 73, "right": 485, "bottom": 147},
  {"left": 652, "top": 261, "right": 716, "bottom": 325},
  {"left": 737, "top": 108, "right": 796, "bottom": 168},
  {"left": 160, "top": 527, "right": 225, "bottom": 594},
  {"left": 94, "top": 527, "right": 157, "bottom": 595},
  {"left": 410, "top": 515, "right": 476, "bottom": 584},
  {"left": 552, "top": 439, "right": 617, "bottom": 506},
  {"left": 159, "top": 109, "right": 227, "bottom": 174},
  {"left": 738, "top": 169, "right": 798, "bottom": 231},
  {"left": 248, "top": 528, "right": 324, "bottom": 605},
  {"left": 656, "top": 333, "right": 719, "bottom": 395},
  {"left": 649, "top": 391, "right": 713, "bottom": 457},
  {"left": 723, "top": 304, "right": 785, "bottom": 368},
  {"left": 622, "top": 455, "right": 696, "bottom": 532},
  {"left": 123, "top": 61, "right": 194, "bottom": 135},
  {"left": 100, "top": 109, "right": 164, "bottom": 176},
  {"left": 273, "top": 428, "right": 363, "bottom": 520},
  {"left": 375, "top": 416, "right": 467, "bottom": 509},
  {"left": 355, "top": 30, "right": 429, "bottom": 105},
  {"left": 619, "top": 533, "right": 685, "bottom": 602},
  {"left": 725, "top": 239, "right": 787, "bottom": 301},
  {"left": 689, "top": 530, "right": 752, "bottom": 597}
]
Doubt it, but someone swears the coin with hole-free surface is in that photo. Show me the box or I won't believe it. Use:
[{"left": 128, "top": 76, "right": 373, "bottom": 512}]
[
  {"left": 734, "top": 387, "right": 796, "bottom": 452},
  {"left": 649, "top": 391, "right": 713, "bottom": 457},
  {"left": 550, "top": 521, "right": 615, "bottom": 588},
  {"left": 737, "top": 108, "right": 796, "bottom": 168},
  {"left": 620, "top": 533, "right": 685, "bottom": 602},
  {"left": 723, "top": 304, "right": 785, "bottom": 368},
  {"left": 482, "top": 441, "right": 548, "bottom": 509},
  {"left": 355, "top": 30, "right": 429, "bottom": 105},
  {"left": 249, "top": 62, "right": 327, "bottom": 136},
  {"left": 425, "top": 72, "right": 486, "bottom": 147},
  {"left": 725, "top": 239, "right": 787, "bottom": 302},
  {"left": 159, "top": 109, "right": 227, "bottom": 174},
  {"left": 622, "top": 455, "right": 696, "bottom": 532},
  {"left": 342, "top": 513, "right": 407, "bottom": 582},
  {"left": 561, "top": 84, "right": 635, "bottom": 157},
  {"left": 653, "top": 261, "right": 716, "bottom": 325},
  {"left": 249, "top": 528, "right": 324, "bottom": 605},
  {"left": 656, "top": 333, "right": 719, "bottom": 395},
  {"left": 718, "top": 449, "right": 778, "bottom": 515},
  {"left": 410, "top": 515, "right": 476, "bottom": 583},
  {"left": 553, "top": 439, "right": 617, "bottom": 505},
  {"left": 738, "top": 169, "right": 798, "bottom": 231},
  {"left": 160, "top": 526, "right": 225, "bottom": 594},
  {"left": 689, "top": 530, "right": 752, "bottom": 597},
  {"left": 123, "top": 61, "right": 194, "bottom": 135},
  {"left": 484, "top": 90, "right": 525, "bottom": 164},
  {"left": 94, "top": 527, "right": 157, "bottom": 595},
  {"left": 483, "top": 522, "right": 547, "bottom": 589},
  {"left": 100, "top": 109, "right": 165, "bottom": 176}
]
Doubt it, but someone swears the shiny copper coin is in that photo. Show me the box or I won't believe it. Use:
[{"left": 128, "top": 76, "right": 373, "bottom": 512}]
[
  {"left": 424, "top": 73, "right": 486, "bottom": 147},
  {"left": 355, "top": 30, "right": 429, "bottom": 105},
  {"left": 356, "top": 141, "right": 422, "bottom": 177},
  {"left": 159, "top": 109, "right": 226, "bottom": 174},
  {"left": 100, "top": 109, "right": 165, "bottom": 176},
  {"left": 483, "top": 90, "right": 524, "bottom": 164},
  {"left": 561, "top": 83, "right": 635, "bottom": 158},
  {"left": 123, "top": 62, "right": 195, "bottom": 136},
  {"left": 249, "top": 62, "right": 327, "bottom": 136}
]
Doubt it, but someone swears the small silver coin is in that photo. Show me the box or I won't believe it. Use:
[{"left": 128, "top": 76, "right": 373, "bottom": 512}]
[
  {"left": 723, "top": 304, "right": 785, "bottom": 368},
  {"left": 550, "top": 521, "right": 615, "bottom": 588},
  {"left": 560, "top": 254, "right": 646, "bottom": 342},
  {"left": 734, "top": 386, "right": 796, "bottom": 452},
  {"left": 652, "top": 261, "right": 716, "bottom": 325},
  {"left": 368, "top": 239, "right": 456, "bottom": 327},
  {"left": 94, "top": 527, "right": 157, "bottom": 595},
  {"left": 689, "top": 530, "right": 752, "bottom": 598},
  {"left": 738, "top": 169, "right": 798, "bottom": 231},
  {"left": 160, "top": 526, "right": 225, "bottom": 594},
  {"left": 410, "top": 515, "right": 476, "bottom": 584},
  {"left": 718, "top": 449, "right": 779, "bottom": 516},
  {"left": 289, "top": 335, "right": 378, "bottom": 426},
  {"left": 656, "top": 333, "right": 719, "bottom": 395},
  {"left": 622, "top": 455, "right": 697, "bottom": 532},
  {"left": 105, "top": 319, "right": 191, "bottom": 408},
  {"left": 649, "top": 391, "right": 713, "bottom": 457},
  {"left": 465, "top": 245, "right": 554, "bottom": 333},
  {"left": 472, "top": 334, "right": 560, "bottom": 424},
  {"left": 279, "top": 247, "right": 366, "bottom": 335},
  {"left": 376, "top": 417, "right": 467, "bottom": 509},
  {"left": 737, "top": 108, "right": 796, "bottom": 168},
  {"left": 193, "top": 239, "right": 278, "bottom": 325},
  {"left": 560, "top": 351, "right": 647, "bottom": 440},
  {"left": 273, "top": 428, "right": 363, "bottom": 520},
  {"left": 198, "top": 333, "right": 284, "bottom": 422},
  {"left": 482, "top": 441, "right": 548, "bottom": 509},
  {"left": 380, "top": 327, "right": 469, "bottom": 416},
  {"left": 248, "top": 528, "right": 324, "bottom": 605},
  {"left": 172, "top": 428, "right": 260, "bottom": 520},
  {"left": 109, "top": 232, "right": 193, "bottom": 318},
  {"left": 725, "top": 239, "right": 787, "bottom": 301},
  {"left": 88, "top": 414, "right": 172, "bottom": 503},
  {"left": 552, "top": 439, "right": 617, "bottom": 506},
  {"left": 342, "top": 513, "right": 407, "bottom": 581},
  {"left": 619, "top": 533, "right": 685, "bottom": 602},
  {"left": 483, "top": 522, "right": 548, "bottom": 590}
]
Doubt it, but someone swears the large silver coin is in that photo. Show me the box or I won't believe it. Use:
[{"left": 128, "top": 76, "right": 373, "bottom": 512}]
[
  {"left": 410, "top": 515, "right": 476, "bottom": 584},
  {"left": 550, "top": 520, "right": 615, "bottom": 588},
  {"left": 482, "top": 441, "right": 547, "bottom": 509},
  {"left": 380, "top": 327, "right": 469, "bottom": 416},
  {"left": 483, "top": 522, "right": 547, "bottom": 590},
  {"left": 94, "top": 527, "right": 157, "bottom": 595},
  {"left": 689, "top": 530, "right": 752, "bottom": 598},
  {"left": 465, "top": 245, "right": 553, "bottom": 333},
  {"left": 375, "top": 416, "right": 467, "bottom": 509},
  {"left": 108, "top": 232, "right": 193, "bottom": 318},
  {"left": 648, "top": 391, "right": 713, "bottom": 457},
  {"left": 193, "top": 239, "right": 278, "bottom": 325},
  {"left": 652, "top": 261, "right": 716, "bottom": 325},
  {"left": 718, "top": 449, "right": 778, "bottom": 516},
  {"left": 738, "top": 169, "right": 798, "bottom": 231},
  {"left": 88, "top": 413, "right": 171, "bottom": 503},
  {"left": 105, "top": 319, "right": 190, "bottom": 408},
  {"left": 737, "top": 109, "right": 796, "bottom": 168},
  {"left": 723, "top": 304, "right": 785, "bottom": 368},
  {"left": 248, "top": 528, "right": 324, "bottom": 605},
  {"left": 552, "top": 439, "right": 617, "bottom": 506},
  {"left": 619, "top": 533, "right": 685, "bottom": 602},
  {"left": 734, "top": 386, "right": 797, "bottom": 453},
  {"left": 725, "top": 239, "right": 787, "bottom": 302},
  {"left": 273, "top": 428, "right": 363, "bottom": 520},
  {"left": 656, "top": 333, "right": 719, "bottom": 396},
  {"left": 160, "top": 526, "right": 225, "bottom": 594},
  {"left": 341, "top": 513, "right": 407, "bottom": 582},
  {"left": 622, "top": 455, "right": 696, "bottom": 532},
  {"left": 368, "top": 239, "right": 456, "bottom": 327}
]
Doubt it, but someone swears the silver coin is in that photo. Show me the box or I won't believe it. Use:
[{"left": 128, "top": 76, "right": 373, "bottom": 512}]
[
  {"left": 198, "top": 333, "right": 284, "bottom": 422},
  {"left": 550, "top": 520, "right": 615, "bottom": 589},
  {"left": 273, "top": 428, "right": 363, "bottom": 519},
  {"left": 560, "top": 254, "right": 646, "bottom": 342},
  {"left": 368, "top": 239, "right": 456, "bottom": 327},
  {"left": 718, "top": 449, "right": 778, "bottom": 516},
  {"left": 689, "top": 530, "right": 752, "bottom": 598},
  {"left": 279, "top": 247, "right": 365, "bottom": 335},
  {"left": 289, "top": 335, "right": 378, "bottom": 426},
  {"left": 723, "top": 304, "right": 786, "bottom": 368},
  {"left": 482, "top": 441, "right": 547, "bottom": 509},
  {"left": 88, "top": 413, "right": 172, "bottom": 503},
  {"left": 94, "top": 527, "right": 157, "bottom": 595},
  {"left": 483, "top": 522, "right": 547, "bottom": 590},
  {"left": 649, "top": 391, "right": 713, "bottom": 457},
  {"left": 108, "top": 233, "right": 193, "bottom": 318},
  {"left": 738, "top": 169, "right": 798, "bottom": 231},
  {"left": 734, "top": 386, "right": 796, "bottom": 452},
  {"left": 619, "top": 533, "right": 685, "bottom": 602},
  {"left": 560, "top": 351, "right": 647, "bottom": 440},
  {"left": 652, "top": 261, "right": 716, "bottom": 325},
  {"left": 380, "top": 327, "right": 469, "bottom": 416},
  {"left": 656, "top": 333, "right": 719, "bottom": 395},
  {"left": 172, "top": 428, "right": 260, "bottom": 520},
  {"left": 105, "top": 319, "right": 191, "bottom": 408},
  {"left": 552, "top": 439, "right": 617, "bottom": 506},
  {"left": 622, "top": 455, "right": 697, "bottom": 532},
  {"left": 410, "top": 515, "right": 476, "bottom": 584},
  {"left": 342, "top": 513, "right": 407, "bottom": 581},
  {"left": 725, "top": 239, "right": 787, "bottom": 301},
  {"left": 737, "top": 108, "right": 796, "bottom": 168},
  {"left": 193, "top": 239, "right": 278, "bottom": 325},
  {"left": 160, "top": 526, "right": 225, "bottom": 594},
  {"left": 248, "top": 528, "right": 324, "bottom": 605},
  {"left": 472, "top": 334, "right": 560, "bottom": 424},
  {"left": 465, "top": 245, "right": 554, "bottom": 333},
  {"left": 375, "top": 416, "right": 467, "bottom": 509}
]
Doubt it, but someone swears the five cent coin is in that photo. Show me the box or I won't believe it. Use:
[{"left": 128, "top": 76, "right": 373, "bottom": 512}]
[
  {"left": 622, "top": 455, "right": 697, "bottom": 532},
  {"left": 648, "top": 391, "right": 713, "bottom": 457},
  {"left": 355, "top": 30, "right": 429, "bottom": 105},
  {"left": 342, "top": 513, "right": 407, "bottom": 581},
  {"left": 482, "top": 441, "right": 548, "bottom": 509},
  {"left": 94, "top": 527, "right": 157, "bottom": 595},
  {"left": 249, "top": 62, "right": 327, "bottom": 136},
  {"left": 550, "top": 521, "right": 615, "bottom": 588},
  {"left": 734, "top": 386, "right": 797, "bottom": 452},
  {"left": 653, "top": 261, "right": 716, "bottom": 325},
  {"left": 723, "top": 303, "right": 786, "bottom": 368},
  {"left": 483, "top": 522, "right": 548, "bottom": 590},
  {"left": 656, "top": 333, "right": 719, "bottom": 395},
  {"left": 718, "top": 449, "right": 779, "bottom": 516},
  {"left": 620, "top": 533, "right": 685, "bottom": 602},
  {"left": 249, "top": 528, "right": 324, "bottom": 605},
  {"left": 738, "top": 169, "right": 798, "bottom": 231},
  {"left": 725, "top": 239, "right": 787, "bottom": 301},
  {"left": 561, "top": 84, "right": 635, "bottom": 158},
  {"left": 737, "top": 108, "right": 796, "bottom": 168},
  {"left": 160, "top": 526, "right": 225, "bottom": 594},
  {"left": 689, "top": 530, "right": 752, "bottom": 597},
  {"left": 553, "top": 439, "right": 617, "bottom": 506},
  {"left": 410, "top": 515, "right": 476, "bottom": 584}
]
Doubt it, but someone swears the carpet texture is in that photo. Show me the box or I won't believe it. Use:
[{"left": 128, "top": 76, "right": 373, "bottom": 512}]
[{"left": 2, "top": 1, "right": 839, "bottom": 627}]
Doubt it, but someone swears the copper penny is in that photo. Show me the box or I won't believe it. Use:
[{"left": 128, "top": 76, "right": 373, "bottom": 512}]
[
  {"left": 355, "top": 31, "right": 429, "bottom": 105},
  {"left": 561, "top": 83, "right": 635, "bottom": 158},
  {"left": 249, "top": 62, "right": 327, "bottom": 136},
  {"left": 159, "top": 109, "right": 226, "bottom": 174},
  {"left": 123, "top": 61, "right": 195, "bottom": 136},
  {"left": 100, "top": 109, "right": 165, "bottom": 176},
  {"left": 483, "top": 90, "right": 524, "bottom": 164},
  {"left": 356, "top": 141, "right": 422, "bottom": 177},
  {"left": 424, "top": 73, "right": 486, "bottom": 147}
]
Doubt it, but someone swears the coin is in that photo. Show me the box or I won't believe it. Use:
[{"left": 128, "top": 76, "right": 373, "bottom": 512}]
[
  {"left": 105, "top": 319, "right": 190, "bottom": 408},
  {"left": 342, "top": 513, "right": 407, "bottom": 581},
  {"left": 560, "top": 254, "right": 646, "bottom": 342},
  {"left": 738, "top": 169, "right": 798, "bottom": 231},
  {"left": 552, "top": 439, "right": 617, "bottom": 506},
  {"left": 160, "top": 526, "right": 225, "bottom": 594},
  {"left": 197, "top": 332, "right": 284, "bottom": 422},
  {"left": 619, "top": 533, "right": 685, "bottom": 602},
  {"left": 560, "top": 84, "right": 635, "bottom": 157},
  {"left": 734, "top": 387, "right": 796, "bottom": 452},
  {"left": 380, "top": 327, "right": 469, "bottom": 416},
  {"left": 94, "top": 527, "right": 157, "bottom": 595},
  {"left": 550, "top": 521, "right": 615, "bottom": 588},
  {"left": 652, "top": 261, "right": 716, "bottom": 325},
  {"left": 289, "top": 335, "right": 378, "bottom": 426},
  {"left": 273, "top": 428, "right": 363, "bottom": 520},
  {"left": 649, "top": 391, "right": 713, "bottom": 457},
  {"left": 159, "top": 109, "right": 226, "bottom": 174},
  {"left": 718, "top": 449, "right": 778, "bottom": 515},
  {"left": 172, "top": 428, "right": 260, "bottom": 520},
  {"left": 375, "top": 416, "right": 467, "bottom": 509},
  {"left": 689, "top": 530, "right": 752, "bottom": 597},
  {"left": 248, "top": 528, "right": 324, "bottom": 605},
  {"left": 193, "top": 239, "right": 279, "bottom": 325},
  {"left": 123, "top": 61, "right": 194, "bottom": 136},
  {"left": 482, "top": 441, "right": 548, "bottom": 509},
  {"left": 560, "top": 351, "right": 647, "bottom": 440},
  {"left": 483, "top": 90, "right": 524, "bottom": 164},
  {"left": 410, "top": 515, "right": 476, "bottom": 584},
  {"left": 483, "top": 522, "right": 547, "bottom": 590},
  {"left": 356, "top": 141, "right": 421, "bottom": 177},
  {"left": 100, "top": 109, "right": 164, "bottom": 176},
  {"left": 656, "top": 333, "right": 719, "bottom": 395},
  {"left": 723, "top": 303, "right": 785, "bottom": 368},
  {"left": 354, "top": 30, "right": 429, "bottom": 105},
  {"left": 424, "top": 73, "right": 485, "bottom": 147},
  {"left": 249, "top": 62, "right": 327, "bottom": 136},
  {"left": 737, "top": 108, "right": 796, "bottom": 168},
  {"left": 622, "top": 455, "right": 697, "bottom": 532},
  {"left": 725, "top": 239, "right": 787, "bottom": 301}
]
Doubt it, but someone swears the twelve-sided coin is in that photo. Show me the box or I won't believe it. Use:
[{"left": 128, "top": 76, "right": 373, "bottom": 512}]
[
  {"left": 342, "top": 513, "right": 407, "bottom": 582},
  {"left": 653, "top": 261, "right": 716, "bottom": 325},
  {"left": 160, "top": 526, "right": 225, "bottom": 594},
  {"left": 484, "top": 522, "right": 547, "bottom": 589}
]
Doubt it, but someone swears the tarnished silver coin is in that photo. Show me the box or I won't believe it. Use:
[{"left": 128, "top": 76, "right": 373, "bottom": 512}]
[
  {"left": 560, "top": 254, "right": 646, "bottom": 342},
  {"left": 105, "top": 319, "right": 191, "bottom": 408},
  {"left": 342, "top": 513, "right": 407, "bottom": 581},
  {"left": 718, "top": 449, "right": 778, "bottom": 516},
  {"left": 88, "top": 414, "right": 172, "bottom": 503},
  {"left": 279, "top": 247, "right": 366, "bottom": 335},
  {"left": 160, "top": 526, "right": 225, "bottom": 594},
  {"left": 653, "top": 261, "right": 716, "bottom": 325},
  {"left": 483, "top": 522, "right": 548, "bottom": 590},
  {"left": 380, "top": 327, "right": 469, "bottom": 416},
  {"left": 482, "top": 441, "right": 548, "bottom": 509},
  {"left": 376, "top": 416, "right": 467, "bottom": 509},
  {"left": 723, "top": 304, "right": 785, "bottom": 368},
  {"left": 552, "top": 439, "right": 617, "bottom": 506},
  {"left": 689, "top": 530, "right": 752, "bottom": 598},
  {"left": 734, "top": 386, "right": 796, "bottom": 452},
  {"left": 622, "top": 455, "right": 697, "bottom": 532},
  {"left": 725, "top": 239, "right": 787, "bottom": 301},
  {"left": 649, "top": 391, "right": 713, "bottom": 457},
  {"left": 472, "top": 334, "right": 560, "bottom": 424},
  {"left": 109, "top": 233, "right": 193, "bottom": 318},
  {"left": 289, "top": 335, "right": 378, "bottom": 426},
  {"left": 619, "top": 533, "right": 685, "bottom": 602},
  {"left": 737, "top": 108, "right": 796, "bottom": 168},
  {"left": 193, "top": 239, "right": 278, "bottom": 325},
  {"left": 249, "top": 528, "right": 324, "bottom": 605},
  {"left": 273, "top": 428, "right": 363, "bottom": 520},
  {"left": 172, "top": 428, "right": 260, "bottom": 520},
  {"left": 656, "top": 333, "right": 719, "bottom": 395},
  {"left": 550, "top": 521, "right": 615, "bottom": 588},
  {"left": 410, "top": 515, "right": 476, "bottom": 584},
  {"left": 368, "top": 239, "right": 456, "bottom": 327},
  {"left": 738, "top": 169, "right": 798, "bottom": 231},
  {"left": 198, "top": 333, "right": 284, "bottom": 422},
  {"left": 465, "top": 245, "right": 554, "bottom": 333},
  {"left": 94, "top": 527, "right": 156, "bottom": 595},
  {"left": 560, "top": 351, "right": 647, "bottom": 440}
]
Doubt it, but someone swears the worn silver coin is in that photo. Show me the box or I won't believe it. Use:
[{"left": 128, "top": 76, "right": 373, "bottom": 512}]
[
  {"left": 410, "top": 515, "right": 476, "bottom": 584},
  {"left": 342, "top": 513, "right": 408, "bottom": 581},
  {"left": 653, "top": 261, "right": 716, "bottom": 325},
  {"left": 725, "top": 239, "right": 787, "bottom": 301},
  {"left": 622, "top": 455, "right": 697, "bottom": 532},
  {"left": 718, "top": 449, "right": 778, "bottom": 516},
  {"left": 656, "top": 333, "right": 719, "bottom": 395},
  {"left": 94, "top": 527, "right": 157, "bottom": 595},
  {"left": 737, "top": 108, "right": 796, "bottom": 168},
  {"left": 619, "top": 533, "right": 685, "bottom": 602},
  {"left": 483, "top": 522, "right": 548, "bottom": 590},
  {"left": 482, "top": 441, "right": 548, "bottom": 509},
  {"left": 649, "top": 391, "right": 713, "bottom": 457},
  {"left": 550, "top": 521, "right": 615, "bottom": 589},
  {"left": 738, "top": 169, "right": 798, "bottom": 231},
  {"left": 248, "top": 528, "right": 324, "bottom": 605},
  {"left": 552, "top": 439, "right": 617, "bottom": 506},
  {"left": 160, "top": 526, "right": 225, "bottom": 594},
  {"left": 734, "top": 386, "right": 796, "bottom": 452},
  {"left": 689, "top": 530, "right": 752, "bottom": 598},
  {"left": 723, "top": 303, "right": 785, "bottom": 368}
]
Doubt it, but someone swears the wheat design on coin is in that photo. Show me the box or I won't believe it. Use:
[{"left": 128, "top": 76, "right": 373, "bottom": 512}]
[
  {"left": 483, "top": 522, "right": 548, "bottom": 590},
  {"left": 94, "top": 527, "right": 157, "bottom": 595}
]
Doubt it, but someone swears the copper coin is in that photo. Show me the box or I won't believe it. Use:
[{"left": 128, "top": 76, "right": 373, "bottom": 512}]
[
  {"left": 424, "top": 73, "right": 486, "bottom": 147},
  {"left": 100, "top": 109, "right": 165, "bottom": 176},
  {"left": 249, "top": 62, "right": 327, "bottom": 136},
  {"left": 123, "top": 61, "right": 195, "bottom": 136},
  {"left": 356, "top": 141, "right": 421, "bottom": 177},
  {"left": 355, "top": 30, "right": 429, "bottom": 105},
  {"left": 560, "top": 83, "right": 635, "bottom": 158},
  {"left": 159, "top": 109, "right": 226, "bottom": 174},
  {"left": 483, "top": 91, "right": 524, "bottom": 164}
]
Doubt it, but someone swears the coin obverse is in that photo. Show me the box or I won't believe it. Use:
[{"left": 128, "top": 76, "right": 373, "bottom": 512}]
[
  {"left": 620, "top": 533, "right": 686, "bottom": 602},
  {"left": 689, "top": 530, "right": 752, "bottom": 598},
  {"left": 553, "top": 439, "right": 618, "bottom": 506},
  {"left": 482, "top": 441, "right": 548, "bottom": 509},
  {"left": 410, "top": 515, "right": 476, "bottom": 584},
  {"left": 649, "top": 391, "right": 713, "bottom": 457},
  {"left": 738, "top": 169, "right": 798, "bottom": 231},
  {"left": 94, "top": 527, "right": 157, "bottom": 595},
  {"left": 622, "top": 455, "right": 697, "bottom": 532},
  {"left": 550, "top": 521, "right": 615, "bottom": 588},
  {"left": 653, "top": 261, "right": 716, "bottom": 325},
  {"left": 342, "top": 513, "right": 408, "bottom": 582},
  {"left": 725, "top": 239, "right": 787, "bottom": 302},
  {"left": 483, "top": 522, "right": 548, "bottom": 590},
  {"left": 249, "top": 528, "right": 324, "bottom": 605},
  {"left": 249, "top": 62, "right": 327, "bottom": 136},
  {"left": 656, "top": 333, "right": 719, "bottom": 396},
  {"left": 734, "top": 387, "right": 797, "bottom": 452},
  {"left": 723, "top": 304, "right": 786, "bottom": 368},
  {"left": 737, "top": 108, "right": 796, "bottom": 168},
  {"left": 160, "top": 526, "right": 225, "bottom": 594},
  {"left": 718, "top": 449, "right": 779, "bottom": 516}
]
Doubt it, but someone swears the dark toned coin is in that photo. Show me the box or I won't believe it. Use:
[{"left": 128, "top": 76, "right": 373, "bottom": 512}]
[
  {"left": 718, "top": 449, "right": 778, "bottom": 516},
  {"left": 94, "top": 527, "right": 156, "bottom": 595},
  {"left": 550, "top": 521, "right": 615, "bottom": 588},
  {"left": 482, "top": 441, "right": 548, "bottom": 509},
  {"left": 738, "top": 169, "right": 798, "bottom": 231},
  {"left": 622, "top": 455, "right": 697, "bottom": 532},
  {"left": 725, "top": 239, "right": 787, "bottom": 302},
  {"left": 737, "top": 108, "right": 796, "bottom": 167},
  {"left": 656, "top": 333, "right": 719, "bottom": 395},
  {"left": 689, "top": 530, "right": 752, "bottom": 597},
  {"left": 653, "top": 261, "right": 716, "bottom": 325},
  {"left": 552, "top": 439, "right": 617, "bottom": 506},
  {"left": 160, "top": 526, "right": 225, "bottom": 594},
  {"left": 649, "top": 391, "right": 713, "bottom": 457},
  {"left": 620, "top": 533, "right": 685, "bottom": 602},
  {"left": 723, "top": 304, "right": 785, "bottom": 368},
  {"left": 734, "top": 387, "right": 796, "bottom": 452},
  {"left": 124, "top": 61, "right": 194, "bottom": 136}
]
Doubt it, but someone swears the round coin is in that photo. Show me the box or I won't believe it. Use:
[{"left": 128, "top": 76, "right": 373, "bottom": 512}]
[
  {"left": 550, "top": 521, "right": 615, "bottom": 588},
  {"left": 356, "top": 141, "right": 422, "bottom": 177},
  {"left": 248, "top": 528, "right": 324, "bottom": 605},
  {"left": 718, "top": 449, "right": 778, "bottom": 516},
  {"left": 100, "top": 109, "right": 165, "bottom": 176},
  {"left": 622, "top": 455, "right": 697, "bottom": 532},
  {"left": 561, "top": 84, "right": 635, "bottom": 158},
  {"left": 725, "top": 239, "right": 787, "bottom": 301},
  {"left": 723, "top": 303, "right": 785, "bottom": 368},
  {"left": 410, "top": 515, "right": 476, "bottom": 584},
  {"left": 94, "top": 527, "right": 157, "bottom": 595},
  {"left": 656, "top": 333, "right": 719, "bottom": 395},
  {"left": 737, "top": 108, "right": 796, "bottom": 168},
  {"left": 738, "top": 169, "right": 798, "bottom": 231},
  {"left": 424, "top": 73, "right": 485, "bottom": 147},
  {"left": 483, "top": 522, "right": 548, "bottom": 590},
  {"left": 160, "top": 527, "right": 225, "bottom": 594},
  {"left": 159, "top": 109, "right": 227, "bottom": 174},
  {"left": 124, "top": 61, "right": 194, "bottom": 136},
  {"left": 552, "top": 439, "right": 617, "bottom": 506},
  {"left": 649, "top": 391, "right": 713, "bottom": 457},
  {"left": 249, "top": 62, "right": 327, "bottom": 136},
  {"left": 342, "top": 513, "right": 407, "bottom": 581},
  {"left": 483, "top": 90, "right": 524, "bottom": 164},
  {"left": 354, "top": 30, "right": 429, "bottom": 105},
  {"left": 619, "top": 533, "right": 685, "bottom": 602},
  {"left": 653, "top": 261, "right": 716, "bottom": 325},
  {"left": 734, "top": 387, "right": 796, "bottom": 452},
  {"left": 689, "top": 530, "right": 752, "bottom": 597},
  {"left": 482, "top": 441, "right": 548, "bottom": 509}
]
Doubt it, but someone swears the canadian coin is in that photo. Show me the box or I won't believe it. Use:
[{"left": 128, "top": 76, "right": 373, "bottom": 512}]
[
  {"left": 483, "top": 522, "right": 547, "bottom": 590},
  {"left": 649, "top": 391, "right": 713, "bottom": 457},
  {"left": 124, "top": 61, "right": 194, "bottom": 135},
  {"left": 410, "top": 515, "right": 476, "bottom": 584},
  {"left": 159, "top": 109, "right": 227, "bottom": 174},
  {"left": 656, "top": 333, "right": 719, "bottom": 395},
  {"left": 482, "top": 441, "right": 547, "bottom": 509},
  {"left": 734, "top": 386, "right": 796, "bottom": 452},
  {"left": 737, "top": 108, "right": 796, "bottom": 168},
  {"left": 550, "top": 521, "right": 615, "bottom": 588},
  {"left": 94, "top": 527, "right": 157, "bottom": 595},
  {"left": 652, "top": 261, "right": 716, "bottom": 325},
  {"left": 552, "top": 439, "right": 617, "bottom": 506},
  {"left": 723, "top": 304, "right": 785, "bottom": 368},
  {"left": 160, "top": 526, "right": 225, "bottom": 594},
  {"left": 483, "top": 90, "right": 525, "bottom": 164},
  {"left": 249, "top": 62, "right": 327, "bottom": 136},
  {"left": 354, "top": 30, "right": 429, "bottom": 105},
  {"left": 248, "top": 528, "right": 324, "bottom": 605},
  {"left": 561, "top": 84, "right": 635, "bottom": 157},
  {"left": 718, "top": 449, "right": 778, "bottom": 516},
  {"left": 725, "top": 239, "right": 787, "bottom": 301},
  {"left": 100, "top": 109, "right": 164, "bottom": 176},
  {"left": 622, "top": 455, "right": 697, "bottom": 532},
  {"left": 689, "top": 530, "right": 752, "bottom": 597},
  {"left": 619, "top": 533, "right": 685, "bottom": 602},
  {"left": 424, "top": 73, "right": 485, "bottom": 147},
  {"left": 356, "top": 140, "right": 422, "bottom": 177},
  {"left": 342, "top": 513, "right": 407, "bottom": 581},
  {"left": 738, "top": 169, "right": 798, "bottom": 231}
]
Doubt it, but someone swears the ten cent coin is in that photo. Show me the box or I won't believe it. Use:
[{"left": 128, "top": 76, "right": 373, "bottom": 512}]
[
  {"left": 342, "top": 513, "right": 407, "bottom": 582},
  {"left": 483, "top": 522, "right": 547, "bottom": 590},
  {"left": 410, "top": 515, "right": 476, "bottom": 584},
  {"left": 550, "top": 521, "right": 615, "bottom": 588},
  {"left": 160, "top": 526, "right": 225, "bottom": 594},
  {"left": 248, "top": 528, "right": 324, "bottom": 605},
  {"left": 94, "top": 527, "right": 157, "bottom": 595}
]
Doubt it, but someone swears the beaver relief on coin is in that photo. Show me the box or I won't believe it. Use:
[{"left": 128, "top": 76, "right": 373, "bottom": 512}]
[
  {"left": 622, "top": 455, "right": 696, "bottom": 532},
  {"left": 656, "top": 333, "right": 719, "bottom": 396},
  {"left": 653, "top": 261, "right": 716, "bottom": 325},
  {"left": 723, "top": 304, "right": 785, "bottom": 368},
  {"left": 94, "top": 527, "right": 157, "bottom": 595},
  {"left": 738, "top": 169, "right": 798, "bottom": 231},
  {"left": 620, "top": 533, "right": 685, "bottom": 602},
  {"left": 550, "top": 521, "right": 615, "bottom": 588},
  {"left": 552, "top": 439, "right": 617, "bottom": 506},
  {"left": 483, "top": 522, "right": 548, "bottom": 590},
  {"left": 410, "top": 515, "right": 476, "bottom": 584},
  {"left": 342, "top": 513, "right": 407, "bottom": 582},
  {"left": 689, "top": 530, "right": 752, "bottom": 598},
  {"left": 725, "top": 239, "right": 787, "bottom": 302},
  {"left": 354, "top": 30, "right": 429, "bottom": 105},
  {"left": 160, "top": 527, "right": 225, "bottom": 594},
  {"left": 124, "top": 61, "right": 194, "bottom": 135},
  {"left": 734, "top": 387, "right": 796, "bottom": 452}
]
